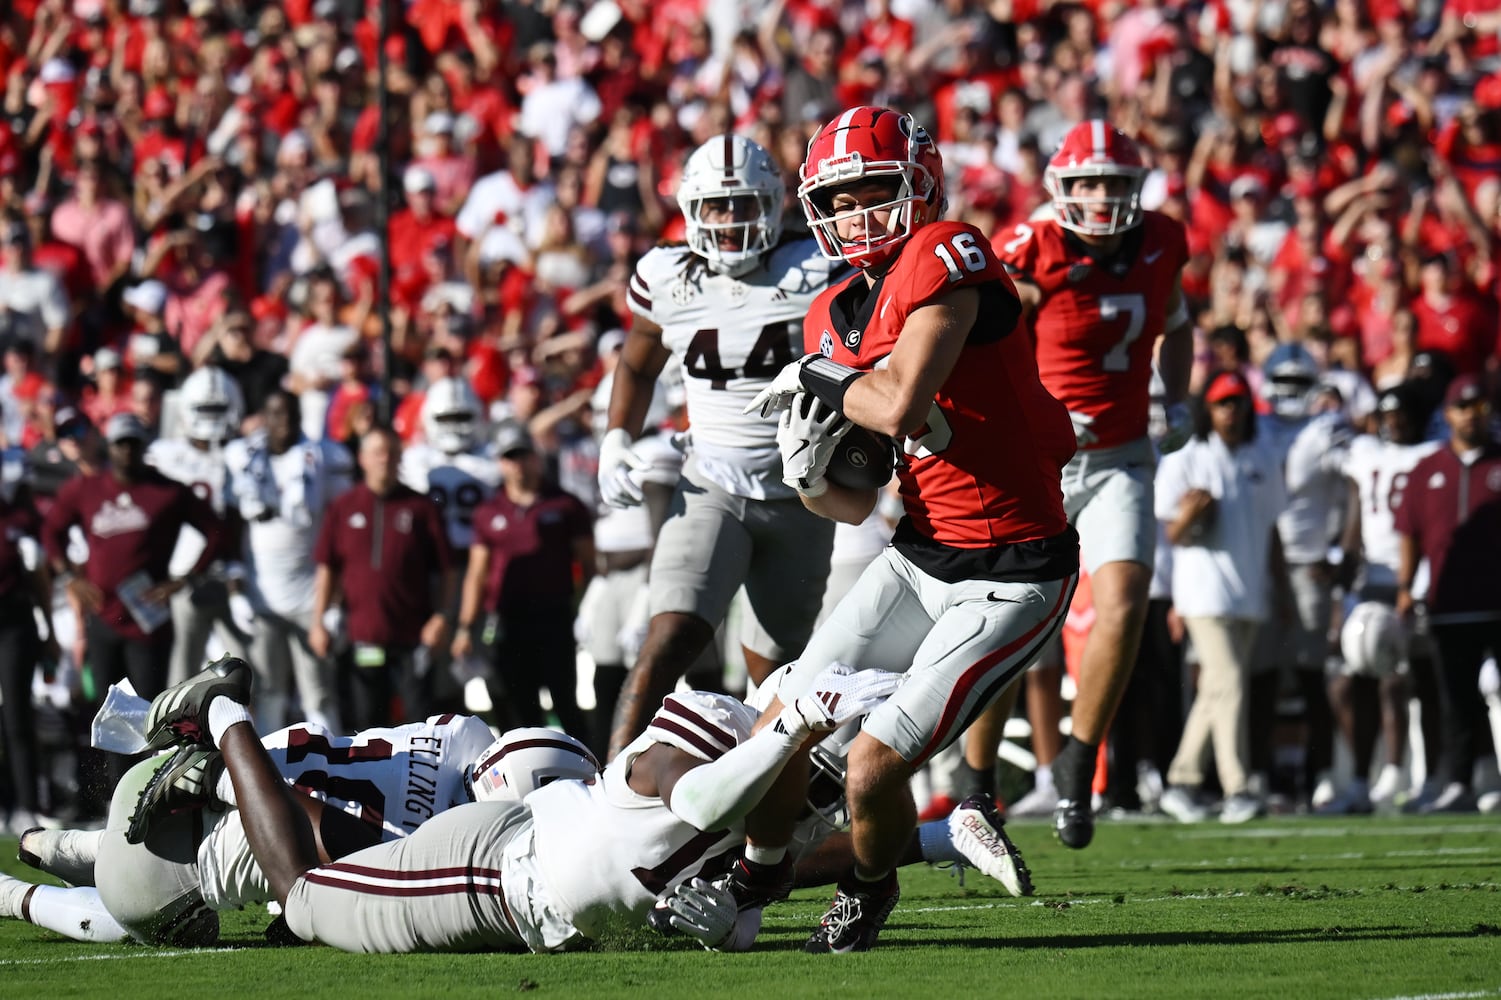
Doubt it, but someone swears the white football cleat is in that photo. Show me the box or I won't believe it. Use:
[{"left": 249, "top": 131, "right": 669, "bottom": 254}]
[
  {"left": 1219, "top": 793, "right": 1262, "bottom": 824},
  {"left": 949, "top": 795, "right": 1033, "bottom": 897},
  {"left": 1005, "top": 784, "right": 1059, "bottom": 818},
  {"left": 1368, "top": 764, "right": 1405, "bottom": 809},
  {"left": 1159, "top": 786, "right": 1209, "bottom": 823}
]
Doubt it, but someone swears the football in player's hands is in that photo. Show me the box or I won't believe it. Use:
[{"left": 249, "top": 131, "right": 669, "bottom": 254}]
[{"left": 825, "top": 425, "right": 896, "bottom": 490}]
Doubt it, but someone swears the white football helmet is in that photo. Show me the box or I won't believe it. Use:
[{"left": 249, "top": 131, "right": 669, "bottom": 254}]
[
  {"left": 677, "top": 134, "right": 784, "bottom": 277},
  {"left": 421, "top": 376, "right": 484, "bottom": 454},
  {"left": 1340, "top": 601, "right": 1406, "bottom": 678},
  {"left": 466, "top": 727, "right": 601, "bottom": 803},
  {"left": 1262, "top": 342, "right": 1321, "bottom": 421},
  {"left": 178, "top": 366, "right": 244, "bottom": 443}
]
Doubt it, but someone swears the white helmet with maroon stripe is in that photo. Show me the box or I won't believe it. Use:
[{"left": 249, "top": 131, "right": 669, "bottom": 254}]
[
  {"left": 466, "top": 728, "right": 601, "bottom": 802},
  {"left": 676, "top": 133, "right": 785, "bottom": 277},
  {"left": 1044, "top": 120, "right": 1148, "bottom": 237}
]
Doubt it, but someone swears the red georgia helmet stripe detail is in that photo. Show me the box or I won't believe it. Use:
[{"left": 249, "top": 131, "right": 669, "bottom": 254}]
[{"left": 1091, "top": 120, "right": 1106, "bottom": 162}]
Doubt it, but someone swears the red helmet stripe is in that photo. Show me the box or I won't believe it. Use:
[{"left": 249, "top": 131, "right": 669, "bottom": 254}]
[{"left": 1091, "top": 119, "right": 1106, "bottom": 162}]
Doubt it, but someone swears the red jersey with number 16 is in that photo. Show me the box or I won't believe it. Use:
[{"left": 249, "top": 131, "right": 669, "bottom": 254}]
[
  {"left": 996, "top": 211, "right": 1188, "bottom": 450},
  {"left": 805, "top": 220, "right": 1075, "bottom": 554}
]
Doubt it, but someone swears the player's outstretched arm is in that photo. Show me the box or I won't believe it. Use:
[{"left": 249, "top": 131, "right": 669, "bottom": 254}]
[
  {"left": 662, "top": 667, "right": 902, "bottom": 831},
  {"left": 219, "top": 723, "right": 323, "bottom": 905},
  {"left": 606, "top": 315, "right": 671, "bottom": 439},
  {"left": 840, "top": 287, "right": 979, "bottom": 438}
]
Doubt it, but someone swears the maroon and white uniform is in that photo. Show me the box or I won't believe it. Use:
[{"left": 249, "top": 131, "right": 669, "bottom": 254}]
[
  {"left": 91, "top": 713, "right": 496, "bottom": 937},
  {"left": 281, "top": 691, "right": 762, "bottom": 953},
  {"left": 782, "top": 219, "right": 1079, "bottom": 765},
  {"left": 1341, "top": 434, "right": 1441, "bottom": 592},
  {"left": 42, "top": 469, "right": 225, "bottom": 640},
  {"left": 625, "top": 238, "right": 843, "bottom": 659}
]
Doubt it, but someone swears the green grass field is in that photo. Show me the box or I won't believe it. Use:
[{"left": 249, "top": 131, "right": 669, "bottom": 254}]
[{"left": 3, "top": 815, "right": 1499, "bottom": 999}]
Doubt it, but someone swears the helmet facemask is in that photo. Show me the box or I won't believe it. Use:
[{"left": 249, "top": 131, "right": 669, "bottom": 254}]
[
  {"left": 799, "top": 161, "right": 933, "bottom": 270},
  {"left": 429, "top": 412, "right": 478, "bottom": 454},
  {"left": 683, "top": 191, "right": 782, "bottom": 277},
  {"left": 677, "top": 134, "right": 786, "bottom": 278},
  {"left": 1044, "top": 166, "right": 1147, "bottom": 237},
  {"left": 187, "top": 402, "right": 233, "bottom": 443}
]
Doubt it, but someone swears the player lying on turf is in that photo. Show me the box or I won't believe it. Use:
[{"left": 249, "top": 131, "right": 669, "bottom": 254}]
[
  {"left": 2, "top": 712, "right": 593, "bottom": 944},
  {"left": 2, "top": 655, "right": 1030, "bottom": 952}
]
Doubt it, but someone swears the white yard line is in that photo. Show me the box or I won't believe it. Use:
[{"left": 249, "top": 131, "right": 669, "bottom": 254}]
[
  {"left": 1154, "top": 846, "right": 1501, "bottom": 867},
  {"left": 0, "top": 947, "right": 241, "bottom": 966},
  {"left": 1368, "top": 984, "right": 1494, "bottom": 990},
  {"left": 1173, "top": 823, "right": 1499, "bottom": 840}
]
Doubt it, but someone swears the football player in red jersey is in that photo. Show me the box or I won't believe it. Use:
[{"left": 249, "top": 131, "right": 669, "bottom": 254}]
[
  {"left": 743, "top": 106, "right": 1079, "bottom": 952},
  {"left": 989, "top": 120, "right": 1195, "bottom": 849}
]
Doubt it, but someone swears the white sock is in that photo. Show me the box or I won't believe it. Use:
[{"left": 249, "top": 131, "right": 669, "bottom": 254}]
[
  {"left": 208, "top": 697, "right": 255, "bottom": 747},
  {"left": 11, "top": 881, "right": 130, "bottom": 943},
  {"left": 20, "top": 828, "right": 104, "bottom": 887},
  {"left": 744, "top": 843, "right": 786, "bottom": 866},
  {"left": 1033, "top": 763, "right": 1054, "bottom": 794},
  {"left": 0, "top": 873, "right": 30, "bottom": 920},
  {"left": 216, "top": 769, "right": 237, "bottom": 808}
]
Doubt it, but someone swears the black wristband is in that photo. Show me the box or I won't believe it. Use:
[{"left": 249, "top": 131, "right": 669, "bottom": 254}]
[{"left": 798, "top": 356, "right": 866, "bottom": 416}]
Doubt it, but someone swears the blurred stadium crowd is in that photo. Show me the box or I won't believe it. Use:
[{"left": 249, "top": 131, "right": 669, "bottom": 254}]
[{"left": 0, "top": 0, "right": 1499, "bottom": 833}]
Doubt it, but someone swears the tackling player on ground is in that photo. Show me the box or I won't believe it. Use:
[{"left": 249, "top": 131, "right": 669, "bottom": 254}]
[
  {"left": 992, "top": 121, "right": 1193, "bottom": 847},
  {"left": 599, "top": 134, "right": 847, "bottom": 758},
  {"left": 746, "top": 105, "right": 1079, "bottom": 952}
]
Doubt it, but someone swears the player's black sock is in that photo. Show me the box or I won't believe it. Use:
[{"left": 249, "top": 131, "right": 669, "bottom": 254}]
[
  {"left": 952, "top": 759, "right": 996, "bottom": 800},
  {"left": 843, "top": 867, "right": 898, "bottom": 895},
  {"left": 1054, "top": 736, "right": 1098, "bottom": 801}
]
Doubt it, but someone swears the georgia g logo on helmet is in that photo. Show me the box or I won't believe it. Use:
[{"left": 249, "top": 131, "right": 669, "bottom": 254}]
[{"left": 796, "top": 106, "right": 947, "bottom": 271}]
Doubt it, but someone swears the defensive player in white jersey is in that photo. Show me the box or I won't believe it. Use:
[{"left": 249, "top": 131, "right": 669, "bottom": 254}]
[
  {"left": 1324, "top": 383, "right": 1443, "bottom": 812},
  {"left": 3, "top": 704, "right": 592, "bottom": 945},
  {"left": 400, "top": 376, "right": 501, "bottom": 553},
  {"left": 126, "top": 654, "right": 896, "bottom": 952},
  {"left": 6, "top": 659, "right": 1031, "bottom": 951},
  {"left": 400, "top": 377, "right": 502, "bottom": 710},
  {"left": 146, "top": 366, "right": 251, "bottom": 688},
  {"left": 599, "top": 134, "right": 847, "bottom": 759},
  {"left": 225, "top": 389, "right": 354, "bottom": 731},
  {"left": 1247, "top": 342, "right": 1347, "bottom": 805}
]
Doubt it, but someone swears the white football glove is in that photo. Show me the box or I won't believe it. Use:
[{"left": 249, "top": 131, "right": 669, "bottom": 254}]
[
  {"left": 597, "top": 428, "right": 650, "bottom": 508},
  {"left": 745, "top": 355, "right": 817, "bottom": 420},
  {"left": 1068, "top": 409, "right": 1099, "bottom": 448},
  {"left": 660, "top": 878, "right": 761, "bottom": 951},
  {"left": 776, "top": 391, "right": 852, "bottom": 498},
  {"left": 776, "top": 662, "right": 903, "bottom": 741},
  {"left": 1158, "top": 402, "right": 1192, "bottom": 454}
]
